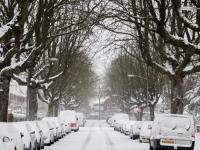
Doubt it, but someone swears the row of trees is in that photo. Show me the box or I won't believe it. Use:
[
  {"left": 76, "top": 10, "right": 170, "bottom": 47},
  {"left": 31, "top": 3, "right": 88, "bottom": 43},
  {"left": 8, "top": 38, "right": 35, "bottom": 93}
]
[
  {"left": 0, "top": 0, "right": 104, "bottom": 121},
  {"left": 97, "top": 0, "right": 200, "bottom": 119}
]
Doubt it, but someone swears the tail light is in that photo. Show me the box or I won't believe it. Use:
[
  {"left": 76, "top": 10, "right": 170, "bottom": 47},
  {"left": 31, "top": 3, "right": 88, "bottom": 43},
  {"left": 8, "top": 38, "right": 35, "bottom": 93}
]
[
  {"left": 71, "top": 123, "right": 76, "bottom": 127},
  {"left": 191, "top": 126, "right": 195, "bottom": 138},
  {"left": 157, "top": 128, "right": 161, "bottom": 135}
]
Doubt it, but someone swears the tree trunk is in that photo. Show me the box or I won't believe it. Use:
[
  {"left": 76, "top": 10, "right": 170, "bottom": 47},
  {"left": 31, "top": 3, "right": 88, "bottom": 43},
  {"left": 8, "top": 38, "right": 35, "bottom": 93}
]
[
  {"left": 29, "top": 87, "right": 38, "bottom": 121},
  {"left": 170, "top": 75, "right": 184, "bottom": 114},
  {"left": 54, "top": 101, "right": 59, "bottom": 117},
  {"left": 149, "top": 105, "right": 155, "bottom": 121},
  {"left": 48, "top": 100, "right": 54, "bottom": 117},
  {"left": 0, "top": 75, "right": 11, "bottom": 122}
]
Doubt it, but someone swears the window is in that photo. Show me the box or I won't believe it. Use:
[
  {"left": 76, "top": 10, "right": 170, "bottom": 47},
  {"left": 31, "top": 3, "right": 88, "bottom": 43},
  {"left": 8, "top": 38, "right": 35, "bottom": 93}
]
[
  {"left": 111, "top": 103, "right": 116, "bottom": 108},
  {"left": 107, "top": 103, "right": 110, "bottom": 108}
]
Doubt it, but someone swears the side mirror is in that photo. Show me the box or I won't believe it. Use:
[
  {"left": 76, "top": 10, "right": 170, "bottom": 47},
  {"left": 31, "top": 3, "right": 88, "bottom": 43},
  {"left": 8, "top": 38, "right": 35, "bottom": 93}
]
[
  {"left": 30, "top": 131, "right": 35, "bottom": 134},
  {"left": 148, "top": 125, "right": 152, "bottom": 130},
  {"left": 50, "top": 128, "right": 54, "bottom": 130},
  {"left": 77, "top": 118, "right": 78, "bottom": 120},
  {"left": 114, "top": 120, "right": 116, "bottom": 122},
  {"left": 3, "top": 137, "right": 10, "bottom": 142},
  {"left": 20, "top": 132, "right": 24, "bottom": 138}
]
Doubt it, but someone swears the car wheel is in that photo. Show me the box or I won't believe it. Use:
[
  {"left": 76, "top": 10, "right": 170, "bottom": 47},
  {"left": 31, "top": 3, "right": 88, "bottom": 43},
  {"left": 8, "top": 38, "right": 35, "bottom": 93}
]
[
  {"left": 188, "top": 141, "right": 195, "bottom": 150},
  {"left": 51, "top": 139, "right": 54, "bottom": 144},
  {"left": 139, "top": 136, "right": 142, "bottom": 143},
  {"left": 29, "top": 143, "right": 31, "bottom": 150},
  {"left": 37, "top": 141, "right": 41, "bottom": 150},
  {"left": 149, "top": 142, "right": 153, "bottom": 150},
  {"left": 41, "top": 143, "right": 44, "bottom": 149}
]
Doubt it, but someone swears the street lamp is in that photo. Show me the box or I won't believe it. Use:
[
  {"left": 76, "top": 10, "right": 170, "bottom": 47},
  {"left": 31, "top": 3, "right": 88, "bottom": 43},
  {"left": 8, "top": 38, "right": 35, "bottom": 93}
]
[
  {"left": 128, "top": 74, "right": 149, "bottom": 121},
  {"left": 26, "top": 57, "right": 58, "bottom": 121}
]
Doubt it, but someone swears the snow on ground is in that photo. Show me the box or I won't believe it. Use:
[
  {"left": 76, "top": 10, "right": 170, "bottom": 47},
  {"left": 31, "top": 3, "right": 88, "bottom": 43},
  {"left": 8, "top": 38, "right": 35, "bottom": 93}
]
[{"left": 44, "top": 120, "right": 200, "bottom": 150}]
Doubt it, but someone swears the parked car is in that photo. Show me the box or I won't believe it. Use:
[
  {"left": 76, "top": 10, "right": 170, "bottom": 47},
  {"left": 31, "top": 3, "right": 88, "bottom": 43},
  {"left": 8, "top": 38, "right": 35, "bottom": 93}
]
[
  {"left": 139, "top": 121, "right": 153, "bottom": 143},
  {"left": 113, "top": 113, "right": 129, "bottom": 129},
  {"left": 106, "top": 116, "right": 111, "bottom": 123},
  {"left": 59, "top": 110, "right": 79, "bottom": 132},
  {"left": 25, "top": 121, "right": 44, "bottom": 149},
  {"left": 0, "top": 136, "right": 9, "bottom": 150},
  {"left": 83, "top": 116, "right": 86, "bottom": 124},
  {"left": 109, "top": 117, "right": 115, "bottom": 127},
  {"left": 12, "top": 122, "right": 36, "bottom": 150},
  {"left": 149, "top": 114, "right": 195, "bottom": 150},
  {"left": 121, "top": 120, "right": 129, "bottom": 133},
  {"left": 76, "top": 112, "right": 85, "bottom": 127},
  {"left": 129, "top": 121, "right": 143, "bottom": 140},
  {"left": 42, "top": 119, "right": 58, "bottom": 142},
  {"left": 124, "top": 121, "right": 135, "bottom": 135},
  {"left": 0, "top": 123, "right": 24, "bottom": 150},
  {"left": 24, "top": 121, "right": 44, "bottom": 149},
  {"left": 37, "top": 121, "right": 54, "bottom": 146},
  {"left": 57, "top": 117, "right": 66, "bottom": 137},
  {"left": 43, "top": 117, "right": 63, "bottom": 139}
]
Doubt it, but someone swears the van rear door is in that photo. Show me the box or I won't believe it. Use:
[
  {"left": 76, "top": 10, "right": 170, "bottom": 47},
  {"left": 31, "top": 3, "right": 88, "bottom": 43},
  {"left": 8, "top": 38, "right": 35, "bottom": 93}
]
[{"left": 160, "top": 116, "right": 192, "bottom": 146}]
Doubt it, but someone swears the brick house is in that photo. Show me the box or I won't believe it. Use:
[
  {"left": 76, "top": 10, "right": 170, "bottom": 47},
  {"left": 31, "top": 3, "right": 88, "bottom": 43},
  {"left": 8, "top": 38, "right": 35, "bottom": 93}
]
[{"left": 93, "top": 97, "right": 120, "bottom": 117}]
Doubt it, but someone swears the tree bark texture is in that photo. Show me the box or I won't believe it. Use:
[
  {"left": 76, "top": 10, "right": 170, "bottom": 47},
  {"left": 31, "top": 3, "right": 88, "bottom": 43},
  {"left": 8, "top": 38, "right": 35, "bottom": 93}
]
[
  {"left": 149, "top": 105, "right": 155, "bottom": 121},
  {"left": 0, "top": 76, "right": 11, "bottom": 122},
  {"left": 170, "top": 75, "right": 184, "bottom": 114},
  {"left": 48, "top": 100, "right": 54, "bottom": 117},
  {"left": 28, "top": 87, "right": 38, "bottom": 121}
]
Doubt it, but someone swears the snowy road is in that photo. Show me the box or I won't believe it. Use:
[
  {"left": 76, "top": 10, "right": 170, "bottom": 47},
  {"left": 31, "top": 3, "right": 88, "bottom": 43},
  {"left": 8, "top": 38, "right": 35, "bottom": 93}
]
[{"left": 44, "top": 120, "right": 200, "bottom": 150}]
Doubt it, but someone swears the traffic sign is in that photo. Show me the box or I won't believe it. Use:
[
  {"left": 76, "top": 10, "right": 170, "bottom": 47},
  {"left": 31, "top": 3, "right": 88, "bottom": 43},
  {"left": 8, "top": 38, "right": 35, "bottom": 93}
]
[{"left": 137, "top": 107, "right": 142, "bottom": 113}]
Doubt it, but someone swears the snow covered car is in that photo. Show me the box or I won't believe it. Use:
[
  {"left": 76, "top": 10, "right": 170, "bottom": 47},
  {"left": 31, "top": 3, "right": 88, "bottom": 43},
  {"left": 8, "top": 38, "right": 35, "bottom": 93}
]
[
  {"left": 59, "top": 110, "right": 79, "bottom": 132},
  {"left": 124, "top": 121, "right": 135, "bottom": 135},
  {"left": 129, "top": 121, "right": 143, "bottom": 140},
  {"left": 24, "top": 121, "right": 44, "bottom": 149},
  {"left": 76, "top": 112, "right": 85, "bottom": 127},
  {"left": 12, "top": 122, "right": 36, "bottom": 150},
  {"left": 113, "top": 113, "right": 129, "bottom": 129},
  {"left": 0, "top": 136, "right": 9, "bottom": 150},
  {"left": 149, "top": 114, "right": 195, "bottom": 150},
  {"left": 139, "top": 121, "right": 153, "bottom": 143},
  {"left": 42, "top": 119, "right": 58, "bottom": 142},
  {"left": 43, "top": 117, "right": 63, "bottom": 139},
  {"left": 37, "top": 121, "right": 54, "bottom": 146},
  {"left": 0, "top": 123, "right": 24, "bottom": 150},
  {"left": 121, "top": 120, "right": 129, "bottom": 133}
]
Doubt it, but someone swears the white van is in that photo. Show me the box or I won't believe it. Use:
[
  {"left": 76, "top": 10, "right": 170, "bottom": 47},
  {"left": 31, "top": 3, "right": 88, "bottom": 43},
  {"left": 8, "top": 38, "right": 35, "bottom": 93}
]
[
  {"left": 149, "top": 114, "right": 195, "bottom": 150},
  {"left": 59, "top": 110, "right": 79, "bottom": 132},
  {"left": 76, "top": 112, "right": 85, "bottom": 127},
  {"left": 112, "top": 113, "right": 129, "bottom": 128}
]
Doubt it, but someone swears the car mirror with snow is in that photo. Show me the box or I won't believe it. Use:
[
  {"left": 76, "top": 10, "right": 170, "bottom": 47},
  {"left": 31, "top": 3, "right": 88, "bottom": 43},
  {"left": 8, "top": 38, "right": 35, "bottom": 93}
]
[
  {"left": 20, "top": 132, "right": 24, "bottom": 138},
  {"left": 30, "top": 131, "right": 35, "bottom": 134},
  {"left": 148, "top": 125, "right": 152, "bottom": 130},
  {"left": 3, "top": 137, "right": 10, "bottom": 142},
  {"left": 171, "top": 123, "right": 176, "bottom": 130},
  {"left": 185, "top": 124, "right": 190, "bottom": 131}
]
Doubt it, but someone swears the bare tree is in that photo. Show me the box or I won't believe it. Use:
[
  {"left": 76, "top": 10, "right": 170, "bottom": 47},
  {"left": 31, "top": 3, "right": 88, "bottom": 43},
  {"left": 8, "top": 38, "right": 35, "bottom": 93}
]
[{"left": 99, "top": 0, "right": 200, "bottom": 114}]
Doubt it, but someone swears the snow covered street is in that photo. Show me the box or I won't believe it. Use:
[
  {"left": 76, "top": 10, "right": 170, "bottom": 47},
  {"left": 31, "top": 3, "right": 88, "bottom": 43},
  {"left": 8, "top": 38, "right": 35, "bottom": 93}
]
[{"left": 44, "top": 120, "right": 200, "bottom": 150}]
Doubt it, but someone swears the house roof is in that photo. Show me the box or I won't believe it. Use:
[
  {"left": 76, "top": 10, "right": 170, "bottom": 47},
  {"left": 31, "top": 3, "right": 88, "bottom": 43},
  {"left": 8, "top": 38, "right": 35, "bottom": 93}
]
[{"left": 93, "top": 97, "right": 108, "bottom": 104}]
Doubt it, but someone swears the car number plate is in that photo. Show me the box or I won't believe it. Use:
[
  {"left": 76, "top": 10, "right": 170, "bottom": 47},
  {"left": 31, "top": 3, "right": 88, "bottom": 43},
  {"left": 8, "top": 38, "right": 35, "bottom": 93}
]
[{"left": 163, "top": 141, "right": 174, "bottom": 144}]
